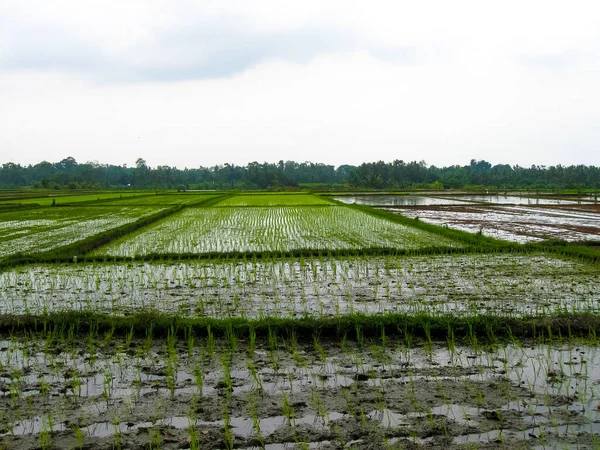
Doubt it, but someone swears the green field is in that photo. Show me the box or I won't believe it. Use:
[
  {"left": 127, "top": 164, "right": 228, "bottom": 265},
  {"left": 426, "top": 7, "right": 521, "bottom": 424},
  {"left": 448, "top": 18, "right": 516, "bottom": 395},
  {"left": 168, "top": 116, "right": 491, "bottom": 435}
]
[
  {"left": 215, "top": 193, "right": 334, "bottom": 206},
  {"left": 100, "top": 193, "right": 223, "bottom": 206},
  {"left": 0, "top": 191, "right": 151, "bottom": 206}
]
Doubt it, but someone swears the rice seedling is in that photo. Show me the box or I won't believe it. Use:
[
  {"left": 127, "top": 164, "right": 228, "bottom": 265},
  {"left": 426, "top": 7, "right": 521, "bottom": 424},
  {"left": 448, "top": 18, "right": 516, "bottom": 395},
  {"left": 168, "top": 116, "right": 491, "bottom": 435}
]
[
  {"left": 0, "top": 206, "right": 167, "bottom": 260},
  {"left": 90, "top": 205, "right": 463, "bottom": 257},
  {"left": 4, "top": 252, "right": 598, "bottom": 319},
  {"left": 2, "top": 191, "right": 600, "bottom": 449}
]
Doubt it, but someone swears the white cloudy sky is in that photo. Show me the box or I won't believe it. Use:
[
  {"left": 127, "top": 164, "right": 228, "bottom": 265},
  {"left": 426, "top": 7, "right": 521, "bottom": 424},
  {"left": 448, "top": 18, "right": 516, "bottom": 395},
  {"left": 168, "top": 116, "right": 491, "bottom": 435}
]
[{"left": 1, "top": 0, "right": 599, "bottom": 169}]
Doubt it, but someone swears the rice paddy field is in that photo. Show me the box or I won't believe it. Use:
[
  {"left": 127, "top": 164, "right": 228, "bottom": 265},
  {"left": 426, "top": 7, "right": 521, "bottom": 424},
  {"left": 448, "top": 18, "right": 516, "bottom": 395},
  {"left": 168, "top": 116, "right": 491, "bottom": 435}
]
[
  {"left": 100, "top": 194, "right": 224, "bottom": 207},
  {"left": 333, "top": 193, "right": 600, "bottom": 244},
  {"left": 334, "top": 196, "right": 472, "bottom": 207},
  {"left": 1, "top": 254, "right": 599, "bottom": 319},
  {"left": 0, "top": 207, "right": 167, "bottom": 260},
  {"left": 390, "top": 205, "right": 600, "bottom": 243},
  {"left": 0, "top": 192, "right": 151, "bottom": 206},
  {"left": 334, "top": 194, "right": 596, "bottom": 207},
  {"left": 90, "top": 206, "right": 462, "bottom": 257},
  {"left": 215, "top": 194, "right": 334, "bottom": 207},
  {"left": 446, "top": 195, "right": 594, "bottom": 206},
  {"left": 1, "top": 190, "right": 600, "bottom": 449}
]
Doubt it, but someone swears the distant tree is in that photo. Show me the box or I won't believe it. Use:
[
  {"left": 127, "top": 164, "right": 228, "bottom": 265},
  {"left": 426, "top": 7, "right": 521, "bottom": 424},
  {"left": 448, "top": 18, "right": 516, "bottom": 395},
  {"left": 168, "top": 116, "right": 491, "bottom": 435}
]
[{"left": 1, "top": 156, "right": 599, "bottom": 190}]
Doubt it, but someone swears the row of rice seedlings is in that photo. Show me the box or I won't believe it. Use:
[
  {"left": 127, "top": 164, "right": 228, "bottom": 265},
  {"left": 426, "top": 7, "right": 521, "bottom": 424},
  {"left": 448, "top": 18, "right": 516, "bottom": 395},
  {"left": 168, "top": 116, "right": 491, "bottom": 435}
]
[
  {"left": 0, "top": 206, "right": 165, "bottom": 259},
  {"left": 89, "top": 206, "right": 464, "bottom": 257},
  {"left": 2, "top": 322, "right": 600, "bottom": 448},
  {"left": 2, "top": 253, "right": 598, "bottom": 318}
]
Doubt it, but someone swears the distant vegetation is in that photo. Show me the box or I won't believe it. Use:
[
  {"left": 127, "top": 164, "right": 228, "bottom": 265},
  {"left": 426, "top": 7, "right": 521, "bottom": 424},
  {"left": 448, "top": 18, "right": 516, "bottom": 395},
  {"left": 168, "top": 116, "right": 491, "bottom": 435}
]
[{"left": 1, "top": 156, "right": 599, "bottom": 190}]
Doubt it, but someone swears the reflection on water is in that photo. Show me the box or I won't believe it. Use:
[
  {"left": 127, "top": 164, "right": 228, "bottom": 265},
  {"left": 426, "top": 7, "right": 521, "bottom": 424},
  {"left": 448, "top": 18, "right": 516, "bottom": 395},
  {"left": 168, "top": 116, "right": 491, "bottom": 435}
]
[
  {"left": 450, "top": 195, "right": 589, "bottom": 205},
  {"left": 334, "top": 195, "right": 471, "bottom": 206}
]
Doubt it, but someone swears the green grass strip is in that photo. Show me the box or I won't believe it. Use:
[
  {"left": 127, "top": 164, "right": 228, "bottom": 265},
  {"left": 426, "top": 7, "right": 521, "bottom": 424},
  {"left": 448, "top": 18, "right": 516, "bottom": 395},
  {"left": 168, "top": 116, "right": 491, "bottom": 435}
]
[{"left": 2, "top": 310, "right": 599, "bottom": 343}]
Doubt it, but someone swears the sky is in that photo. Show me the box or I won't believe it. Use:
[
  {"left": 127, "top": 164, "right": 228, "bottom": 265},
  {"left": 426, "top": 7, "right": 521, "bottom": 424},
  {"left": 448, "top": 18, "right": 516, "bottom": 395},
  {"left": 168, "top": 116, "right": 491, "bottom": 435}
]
[{"left": 1, "top": 0, "right": 600, "bottom": 169}]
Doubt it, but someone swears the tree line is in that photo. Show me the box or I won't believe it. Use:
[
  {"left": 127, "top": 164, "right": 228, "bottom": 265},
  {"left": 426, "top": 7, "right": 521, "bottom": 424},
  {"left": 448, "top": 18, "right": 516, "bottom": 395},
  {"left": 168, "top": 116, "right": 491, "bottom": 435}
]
[{"left": 0, "top": 157, "right": 599, "bottom": 190}]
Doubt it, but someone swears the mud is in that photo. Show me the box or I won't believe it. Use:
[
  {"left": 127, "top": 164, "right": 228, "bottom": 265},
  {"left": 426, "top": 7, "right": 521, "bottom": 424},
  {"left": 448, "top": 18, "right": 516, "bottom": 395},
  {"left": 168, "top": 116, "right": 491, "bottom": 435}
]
[
  {"left": 334, "top": 195, "right": 596, "bottom": 208},
  {"left": 443, "top": 195, "right": 593, "bottom": 206},
  {"left": 334, "top": 196, "right": 472, "bottom": 207},
  {"left": 1, "top": 336, "right": 599, "bottom": 449},
  {"left": 556, "top": 203, "right": 600, "bottom": 213},
  {"left": 1, "top": 254, "right": 599, "bottom": 318},
  {"left": 388, "top": 205, "right": 600, "bottom": 243}
]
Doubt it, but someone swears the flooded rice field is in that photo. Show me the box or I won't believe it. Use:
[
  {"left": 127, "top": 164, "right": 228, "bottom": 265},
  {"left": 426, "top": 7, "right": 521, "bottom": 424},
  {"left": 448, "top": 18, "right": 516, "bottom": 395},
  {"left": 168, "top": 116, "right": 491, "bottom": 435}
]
[
  {"left": 0, "top": 207, "right": 166, "bottom": 259},
  {"left": 1, "top": 254, "right": 598, "bottom": 318},
  {"left": 1, "top": 334, "right": 600, "bottom": 449},
  {"left": 333, "top": 194, "right": 597, "bottom": 207},
  {"left": 444, "top": 195, "right": 595, "bottom": 206},
  {"left": 89, "top": 207, "right": 462, "bottom": 257},
  {"left": 390, "top": 205, "right": 600, "bottom": 243},
  {"left": 333, "top": 196, "right": 472, "bottom": 207}
]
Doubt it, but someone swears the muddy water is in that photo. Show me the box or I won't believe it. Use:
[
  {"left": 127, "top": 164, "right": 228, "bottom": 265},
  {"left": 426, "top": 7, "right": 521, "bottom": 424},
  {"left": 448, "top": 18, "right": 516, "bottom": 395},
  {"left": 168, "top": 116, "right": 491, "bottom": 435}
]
[
  {"left": 1, "top": 336, "right": 600, "bottom": 449},
  {"left": 391, "top": 205, "right": 600, "bottom": 243},
  {"left": 446, "top": 195, "right": 591, "bottom": 206},
  {"left": 334, "top": 196, "right": 472, "bottom": 206},
  {"left": 1, "top": 254, "right": 599, "bottom": 318},
  {"left": 334, "top": 195, "right": 595, "bottom": 207}
]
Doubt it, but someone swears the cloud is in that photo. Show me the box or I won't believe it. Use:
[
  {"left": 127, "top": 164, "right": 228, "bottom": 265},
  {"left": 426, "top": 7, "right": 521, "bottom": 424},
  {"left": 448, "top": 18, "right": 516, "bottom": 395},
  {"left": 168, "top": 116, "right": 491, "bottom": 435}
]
[
  {"left": 1, "top": 0, "right": 599, "bottom": 168},
  {"left": 0, "top": 22, "right": 102, "bottom": 73},
  {"left": 0, "top": 22, "right": 359, "bottom": 81},
  {"left": 0, "top": 2, "right": 361, "bottom": 81},
  {"left": 1, "top": 2, "right": 434, "bottom": 82},
  {"left": 124, "top": 25, "right": 359, "bottom": 81},
  {"left": 2, "top": 50, "right": 599, "bottom": 168}
]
